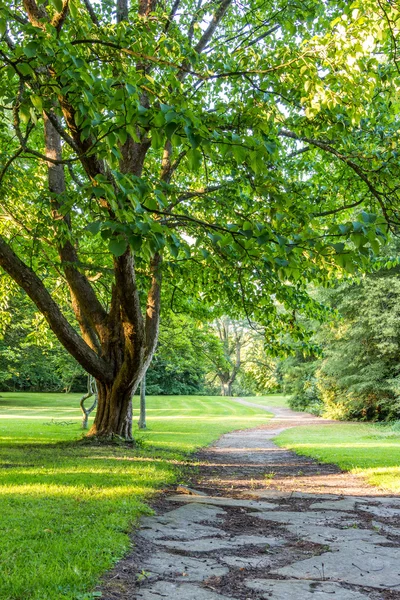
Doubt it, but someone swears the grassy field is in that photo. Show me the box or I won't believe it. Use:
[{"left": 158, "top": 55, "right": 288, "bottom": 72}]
[
  {"left": 242, "top": 394, "right": 289, "bottom": 407},
  {"left": 0, "top": 392, "right": 276, "bottom": 600},
  {"left": 276, "top": 421, "right": 400, "bottom": 494}
]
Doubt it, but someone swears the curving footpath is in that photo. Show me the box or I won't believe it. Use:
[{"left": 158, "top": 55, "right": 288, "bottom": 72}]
[{"left": 102, "top": 402, "right": 400, "bottom": 600}]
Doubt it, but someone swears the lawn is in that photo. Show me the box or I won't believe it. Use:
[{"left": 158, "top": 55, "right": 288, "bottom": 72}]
[
  {"left": 276, "top": 421, "right": 400, "bottom": 494},
  {"left": 242, "top": 394, "right": 289, "bottom": 407},
  {"left": 0, "top": 392, "right": 274, "bottom": 600}
]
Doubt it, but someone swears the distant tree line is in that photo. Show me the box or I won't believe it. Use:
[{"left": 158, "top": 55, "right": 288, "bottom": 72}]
[
  {"left": 0, "top": 289, "right": 276, "bottom": 397},
  {"left": 280, "top": 255, "right": 400, "bottom": 421}
]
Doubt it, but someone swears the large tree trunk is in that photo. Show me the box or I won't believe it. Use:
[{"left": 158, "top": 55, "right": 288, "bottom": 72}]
[{"left": 93, "top": 379, "right": 135, "bottom": 439}]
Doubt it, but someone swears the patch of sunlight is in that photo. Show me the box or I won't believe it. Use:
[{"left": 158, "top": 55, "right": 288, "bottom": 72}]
[
  {"left": 0, "top": 483, "right": 158, "bottom": 498},
  {"left": 0, "top": 415, "right": 81, "bottom": 420},
  {"left": 285, "top": 442, "right": 400, "bottom": 449}
]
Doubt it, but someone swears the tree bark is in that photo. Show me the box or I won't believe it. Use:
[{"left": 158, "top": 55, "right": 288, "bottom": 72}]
[{"left": 92, "top": 379, "right": 135, "bottom": 439}]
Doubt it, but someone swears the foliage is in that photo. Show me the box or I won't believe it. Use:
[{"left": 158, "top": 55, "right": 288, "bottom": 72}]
[
  {"left": 0, "top": 392, "right": 273, "bottom": 599},
  {"left": 276, "top": 421, "right": 400, "bottom": 493},
  {"left": 280, "top": 354, "right": 322, "bottom": 414},
  {"left": 279, "top": 262, "right": 400, "bottom": 421},
  {"left": 0, "top": 291, "right": 86, "bottom": 392},
  {"left": 316, "top": 271, "right": 400, "bottom": 420},
  {"left": 0, "top": 2, "right": 399, "bottom": 356}
]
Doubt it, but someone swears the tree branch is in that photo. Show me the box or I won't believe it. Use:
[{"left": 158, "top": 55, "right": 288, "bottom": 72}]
[
  {"left": 0, "top": 235, "right": 113, "bottom": 381},
  {"left": 82, "top": 0, "right": 99, "bottom": 25},
  {"left": 44, "top": 114, "right": 109, "bottom": 342},
  {"left": 194, "top": 0, "right": 232, "bottom": 54}
]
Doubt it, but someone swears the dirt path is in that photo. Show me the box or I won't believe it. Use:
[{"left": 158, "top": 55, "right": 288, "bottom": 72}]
[{"left": 102, "top": 403, "right": 400, "bottom": 600}]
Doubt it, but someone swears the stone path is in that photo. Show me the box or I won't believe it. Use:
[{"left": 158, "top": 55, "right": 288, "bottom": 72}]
[{"left": 102, "top": 403, "right": 400, "bottom": 600}]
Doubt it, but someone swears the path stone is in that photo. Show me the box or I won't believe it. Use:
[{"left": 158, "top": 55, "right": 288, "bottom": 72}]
[
  {"left": 275, "top": 542, "right": 400, "bottom": 589},
  {"left": 220, "top": 555, "right": 273, "bottom": 568},
  {"left": 166, "top": 494, "right": 277, "bottom": 510},
  {"left": 136, "top": 581, "right": 231, "bottom": 599},
  {"left": 138, "top": 503, "right": 224, "bottom": 541},
  {"left": 140, "top": 551, "right": 229, "bottom": 582},
  {"left": 100, "top": 402, "right": 400, "bottom": 600},
  {"left": 309, "top": 498, "right": 359, "bottom": 511},
  {"left": 358, "top": 503, "right": 400, "bottom": 518},
  {"left": 283, "top": 523, "right": 388, "bottom": 547},
  {"left": 156, "top": 534, "right": 279, "bottom": 552},
  {"left": 372, "top": 520, "right": 400, "bottom": 537},
  {"left": 255, "top": 509, "right": 352, "bottom": 527},
  {"left": 245, "top": 579, "right": 371, "bottom": 599}
]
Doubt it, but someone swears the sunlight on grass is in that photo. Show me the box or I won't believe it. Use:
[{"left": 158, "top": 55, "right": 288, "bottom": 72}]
[
  {"left": 276, "top": 422, "right": 400, "bottom": 493},
  {"left": 0, "top": 392, "right": 275, "bottom": 600}
]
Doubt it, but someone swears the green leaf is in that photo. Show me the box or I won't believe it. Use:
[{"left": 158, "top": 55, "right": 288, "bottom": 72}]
[
  {"left": 184, "top": 125, "right": 201, "bottom": 149},
  {"left": 23, "top": 42, "right": 39, "bottom": 58},
  {"left": 165, "top": 122, "right": 179, "bottom": 140},
  {"left": 50, "top": 0, "right": 63, "bottom": 12},
  {"left": 187, "top": 148, "right": 202, "bottom": 171},
  {"left": 69, "top": 0, "right": 78, "bottom": 18},
  {"left": 332, "top": 242, "right": 345, "bottom": 253},
  {"left": 125, "top": 83, "right": 136, "bottom": 96},
  {"left": 109, "top": 238, "right": 128, "bottom": 257},
  {"left": 129, "top": 235, "right": 142, "bottom": 251},
  {"left": 361, "top": 211, "right": 377, "bottom": 224},
  {"left": 30, "top": 95, "right": 43, "bottom": 112},
  {"left": 18, "top": 63, "right": 34, "bottom": 76},
  {"left": 86, "top": 222, "right": 102, "bottom": 235}
]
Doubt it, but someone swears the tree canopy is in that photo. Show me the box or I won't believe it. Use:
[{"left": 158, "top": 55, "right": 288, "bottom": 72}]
[{"left": 0, "top": 0, "right": 399, "bottom": 437}]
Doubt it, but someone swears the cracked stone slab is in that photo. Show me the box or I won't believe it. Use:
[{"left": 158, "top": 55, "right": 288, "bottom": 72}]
[
  {"left": 138, "top": 520, "right": 222, "bottom": 541},
  {"left": 155, "top": 534, "right": 277, "bottom": 552},
  {"left": 140, "top": 551, "right": 229, "bottom": 582},
  {"left": 275, "top": 541, "right": 400, "bottom": 589},
  {"left": 255, "top": 509, "right": 352, "bottom": 528},
  {"left": 309, "top": 498, "right": 358, "bottom": 511},
  {"left": 372, "top": 520, "right": 400, "bottom": 537},
  {"left": 136, "top": 581, "right": 231, "bottom": 599},
  {"left": 166, "top": 495, "right": 277, "bottom": 510},
  {"left": 358, "top": 504, "right": 400, "bottom": 518},
  {"left": 283, "top": 523, "right": 389, "bottom": 547},
  {"left": 154, "top": 503, "right": 226, "bottom": 523},
  {"left": 245, "top": 579, "right": 371, "bottom": 599},
  {"left": 220, "top": 555, "right": 273, "bottom": 568},
  {"left": 138, "top": 504, "right": 225, "bottom": 541}
]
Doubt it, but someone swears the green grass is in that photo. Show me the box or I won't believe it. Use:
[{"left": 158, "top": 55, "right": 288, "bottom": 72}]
[
  {"left": 276, "top": 421, "right": 400, "bottom": 494},
  {"left": 241, "top": 394, "right": 289, "bottom": 407},
  {"left": 0, "top": 392, "right": 275, "bottom": 600}
]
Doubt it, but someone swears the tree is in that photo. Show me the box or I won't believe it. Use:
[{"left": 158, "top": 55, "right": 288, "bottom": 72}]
[
  {"left": 0, "top": 0, "right": 398, "bottom": 438},
  {"left": 0, "top": 287, "right": 86, "bottom": 392},
  {"left": 80, "top": 374, "right": 98, "bottom": 428},
  {"left": 210, "top": 317, "right": 249, "bottom": 396},
  {"left": 279, "top": 243, "right": 400, "bottom": 420},
  {"left": 316, "top": 268, "right": 400, "bottom": 421}
]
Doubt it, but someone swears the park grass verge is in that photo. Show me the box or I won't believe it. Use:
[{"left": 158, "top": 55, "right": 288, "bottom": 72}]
[
  {"left": 0, "top": 393, "right": 274, "bottom": 600},
  {"left": 276, "top": 421, "right": 400, "bottom": 494}
]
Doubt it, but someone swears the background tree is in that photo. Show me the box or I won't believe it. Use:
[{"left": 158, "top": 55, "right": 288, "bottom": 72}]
[
  {"left": 0, "top": 287, "right": 86, "bottom": 392},
  {"left": 280, "top": 244, "right": 400, "bottom": 420},
  {"left": 0, "top": 0, "right": 398, "bottom": 438},
  {"left": 207, "top": 317, "right": 249, "bottom": 396}
]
